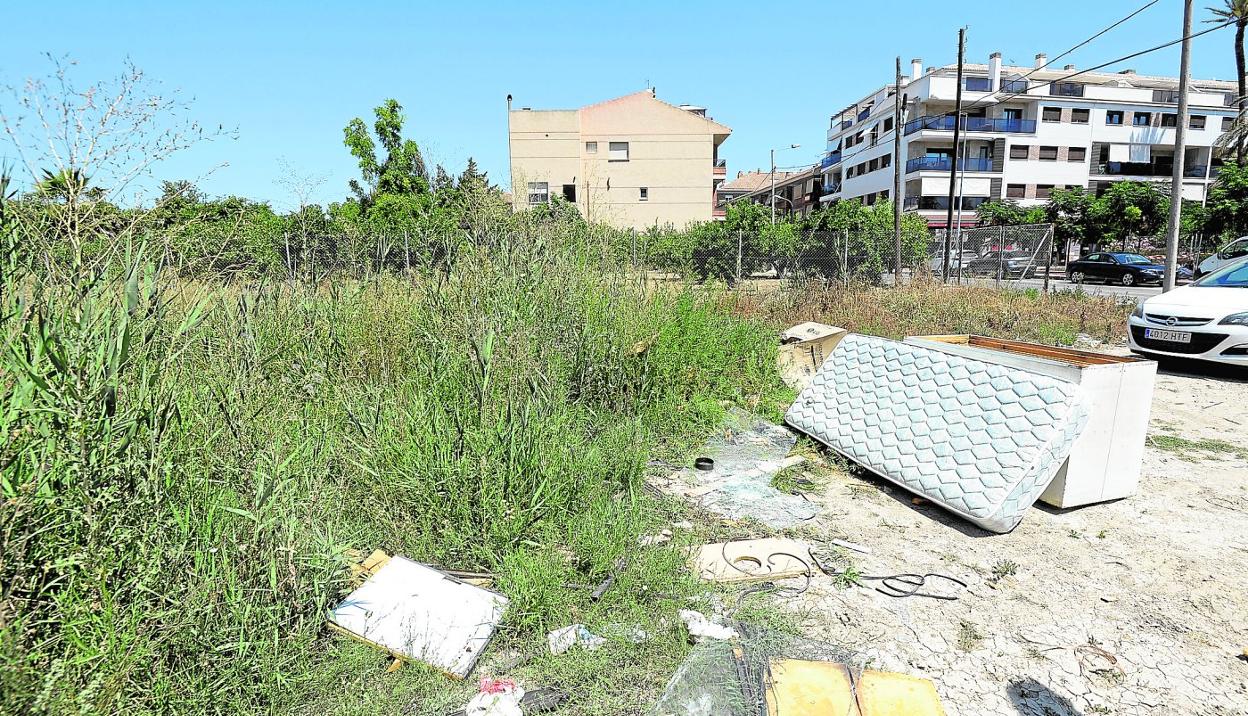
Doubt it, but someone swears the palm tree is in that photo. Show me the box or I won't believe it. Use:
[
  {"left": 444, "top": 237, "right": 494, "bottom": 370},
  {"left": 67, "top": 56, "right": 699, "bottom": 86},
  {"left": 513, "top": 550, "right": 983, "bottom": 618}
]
[{"left": 1209, "top": 0, "right": 1248, "bottom": 164}]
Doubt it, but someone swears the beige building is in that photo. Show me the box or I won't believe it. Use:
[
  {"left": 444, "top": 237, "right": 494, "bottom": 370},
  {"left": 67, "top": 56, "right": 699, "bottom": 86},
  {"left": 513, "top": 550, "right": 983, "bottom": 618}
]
[{"left": 508, "top": 89, "right": 731, "bottom": 229}]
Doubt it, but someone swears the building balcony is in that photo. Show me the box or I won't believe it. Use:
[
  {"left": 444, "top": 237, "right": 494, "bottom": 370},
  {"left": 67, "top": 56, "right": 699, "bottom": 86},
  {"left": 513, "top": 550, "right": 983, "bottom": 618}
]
[
  {"left": 903, "top": 195, "right": 990, "bottom": 211},
  {"left": 713, "top": 159, "right": 726, "bottom": 176},
  {"left": 819, "top": 152, "right": 843, "bottom": 170},
  {"left": 1094, "top": 162, "right": 1210, "bottom": 178},
  {"left": 905, "top": 156, "right": 993, "bottom": 173},
  {"left": 903, "top": 115, "right": 1036, "bottom": 135}
]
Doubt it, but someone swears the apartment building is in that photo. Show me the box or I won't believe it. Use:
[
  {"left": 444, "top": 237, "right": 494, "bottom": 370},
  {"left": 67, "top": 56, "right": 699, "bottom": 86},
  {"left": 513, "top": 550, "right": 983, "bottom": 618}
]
[
  {"left": 818, "top": 54, "right": 1238, "bottom": 228},
  {"left": 719, "top": 167, "right": 824, "bottom": 219},
  {"left": 508, "top": 89, "right": 731, "bottom": 230}
]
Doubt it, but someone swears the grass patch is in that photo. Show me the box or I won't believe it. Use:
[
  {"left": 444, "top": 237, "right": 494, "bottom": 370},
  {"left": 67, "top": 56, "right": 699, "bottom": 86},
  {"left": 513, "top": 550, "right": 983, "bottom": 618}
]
[
  {"left": 957, "top": 620, "right": 985, "bottom": 652},
  {"left": 0, "top": 241, "right": 790, "bottom": 715},
  {"left": 1148, "top": 433, "right": 1248, "bottom": 460}
]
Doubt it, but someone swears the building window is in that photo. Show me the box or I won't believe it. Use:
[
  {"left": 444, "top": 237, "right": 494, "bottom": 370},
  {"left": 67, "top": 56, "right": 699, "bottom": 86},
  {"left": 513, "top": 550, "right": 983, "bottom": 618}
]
[
  {"left": 883, "top": 117, "right": 893, "bottom": 132},
  {"left": 608, "top": 141, "right": 629, "bottom": 161},
  {"left": 639, "top": 187, "right": 648, "bottom": 202},
  {"left": 1068, "top": 146, "right": 1087, "bottom": 162},
  {"left": 1106, "top": 110, "right": 1124, "bottom": 126},
  {"left": 562, "top": 184, "right": 576, "bottom": 202},
  {"left": 1190, "top": 115, "right": 1207, "bottom": 129},
  {"left": 1224, "top": 116, "right": 1234, "bottom": 131},
  {"left": 1039, "top": 145, "right": 1058, "bottom": 161},
  {"left": 1042, "top": 106, "right": 1062, "bottom": 123},
  {"left": 1050, "top": 82, "right": 1084, "bottom": 97},
  {"left": 1161, "top": 113, "right": 1178, "bottom": 127},
  {"left": 585, "top": 141, "right": 597, "bottom": 153},
  {"left": 1133, "top": 112, "right": 1151, "bottom": 126},
  {"left": 1006, "top": 183, "right": 1025, "bottom": 198},
  {"left": 1071, "top": 108, "right": 1089, "bottom": 124},
  {"left": 1036, "top": 184, "right": 1055, "bottom": 199},
  {"left": 527, "top": 182, "right": 549, "bottom": 205},
  {"left": 1010, "top": 144, "right": 1029, "bottom": 160},
  {"left": 965, "top": 76, "right": 993, "bottom": 92},
  {"left": 881, "top": 153, "right": 892, "bottom": 167}
]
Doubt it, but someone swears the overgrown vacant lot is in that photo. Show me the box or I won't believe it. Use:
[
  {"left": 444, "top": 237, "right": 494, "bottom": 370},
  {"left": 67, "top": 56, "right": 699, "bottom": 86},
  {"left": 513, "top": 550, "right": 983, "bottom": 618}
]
[{"left": 1, "top": 245, "right": 1159, "bottom": 715}]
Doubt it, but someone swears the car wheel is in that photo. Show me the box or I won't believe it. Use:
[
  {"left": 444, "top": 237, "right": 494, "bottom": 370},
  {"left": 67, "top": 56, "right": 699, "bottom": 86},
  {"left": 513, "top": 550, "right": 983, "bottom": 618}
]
[
  {"left": 1121, "top": 273, "right": 1135, "bottom": 287},
  {"left": 1070, "top": 271, "right": 1084, "bottom": 284}
]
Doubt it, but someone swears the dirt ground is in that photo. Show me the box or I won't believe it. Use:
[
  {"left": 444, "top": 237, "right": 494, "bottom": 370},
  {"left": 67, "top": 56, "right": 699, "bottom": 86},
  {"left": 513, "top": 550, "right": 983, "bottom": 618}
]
[{"left": 752, "top": 358, "right": 1248, "bottom": 715}]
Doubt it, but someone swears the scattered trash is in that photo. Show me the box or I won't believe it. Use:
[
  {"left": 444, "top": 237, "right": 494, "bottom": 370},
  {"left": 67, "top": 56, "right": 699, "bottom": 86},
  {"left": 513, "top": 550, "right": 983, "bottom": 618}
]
[
  {"left": 462, "top": 678, "right": 523, "bottom": 716},
  {"left": 786, "top": 334, "right": 1091, "bottom": 533},
  {"left": 447, "top": 686, "right": 568, "bottom": 716},
  {"left": 547, "top": 624, "right": 606, "bottom": 655},
  {"left": 777, "top": 322, "right": 848, "bottom": 391},
  {"left": 328, "top": 555, "right": 507, "bottom": 678},
  {"left": 590, "top": 557, "right": 627, "bottom": 601},
  {"left": 694, "top": 457, "right": 715, "bottom": 471},
  {"left": 911, "top": 497, "right": 927, "bottom": 506},
  {"left": 829, "top": 538, "right": 870, "bottom": 555},
  {"left": 679, "top": 609, "right": 739, "bottom": 642},
  {"left": 654, "top": 408, "right": 816, "bottom": 529},
  {"left": 640, "top": 529, "right": 674, "bottom": 546},
  {"left": 690, "top": 538, "right": 813, "bottom": 584}
]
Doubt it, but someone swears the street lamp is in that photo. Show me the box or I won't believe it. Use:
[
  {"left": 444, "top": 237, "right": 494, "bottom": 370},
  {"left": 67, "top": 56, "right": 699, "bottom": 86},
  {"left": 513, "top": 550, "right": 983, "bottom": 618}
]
[{"left": 771, "top": 143, "right": 800, "bottom": 225}]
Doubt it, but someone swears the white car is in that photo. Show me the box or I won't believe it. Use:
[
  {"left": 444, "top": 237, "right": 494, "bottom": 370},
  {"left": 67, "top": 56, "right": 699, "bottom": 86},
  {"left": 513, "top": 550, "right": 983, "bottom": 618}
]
[
  {"left": 1128, "top": 257, "right": 1248, "bottom": 365},
  {"left": 1195, "top": 236, "right": 1248, "bottom": 278},
  {"left": 928, "top": 251, "right": 978, "bottom": 274}
]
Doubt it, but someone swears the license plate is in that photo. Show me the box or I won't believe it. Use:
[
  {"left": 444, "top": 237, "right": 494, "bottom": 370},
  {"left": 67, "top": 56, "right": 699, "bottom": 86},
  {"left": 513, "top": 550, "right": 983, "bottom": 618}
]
[{"left": 1144, "top": 328, "right": 1192, "bottom": 344}]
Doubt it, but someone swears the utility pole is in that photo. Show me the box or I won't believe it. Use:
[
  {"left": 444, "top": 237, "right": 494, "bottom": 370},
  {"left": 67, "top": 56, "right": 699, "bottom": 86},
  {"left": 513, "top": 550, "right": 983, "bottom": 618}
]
[
  {"left": 1163, "top": 0, "right": 1193, "bottom": 292},
  {"left": 770, "top": 147, "right": 777, "bottom": 226},
  {"left": 943, "top": 27, "right": 966, "bottom": 282},
  {"left": 893, "top": 56, "right": 904, "bottom": 285}
]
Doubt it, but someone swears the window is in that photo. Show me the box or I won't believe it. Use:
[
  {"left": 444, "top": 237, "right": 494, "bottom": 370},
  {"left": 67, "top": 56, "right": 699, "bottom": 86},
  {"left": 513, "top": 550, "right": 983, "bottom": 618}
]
[
  {"left": 1190, "top": 115, "right": 1207, "bottom": 129},
  {"left": 585, "top": 141, "right": 597, "bottom": 154},
  {"left": 1042, "top": 106, "right": 1062, "bottom": 123},
  {"left": 1001, "top": 78, "right": 1028, "bottom": 93},
  {"left": 527, "top": 182, "right": 549, "bottom": 205},
  {"left": 1036, "top": 184, "right": 1055, "bottom": 199},
  {"left": 1039, "top": 145, "right": 1058, "bottom": 161},
  {"left": 639, "top": 187, "right": 648, "bottom": 202},
  {"left": 562, "top": 184, "right": 576, "bottom": 202},
  {"left": 1071, "top": 108, "right": 1090, "bottom": 124},
  {"left": 1161, "top": 113, "right": 1178, "bottom": 127},
  {"left": 1050, "top": 82, "right": 1084, "bottom": 97},
  {"left": 1006, "top": 183, "right": 1025, "bottom": 198},
  {"left": 1010, "top": 144, "right": 1029, "bottom": 160},
  {"left": 1224, "top": 116, "right": 1234, "bottom": 131},
  {"left": 1133, "top": 112, "right": 1151, "bottom": 126},
  {"left": 881, "top": 153, "right": 892, "bottom": 168},
  {"left": 883, "top": 117, "right": 894, "bottom": 132},
  {"left": 1068, "top": 146, "right": 1087, "bottom": 162},
  {"left": 1106, "top": 110, "right": 1124, "bottom": 126},
  {"left": 608, "top": 141, "right": 629, "bottom": 161},
  {"left": 965, "top": 76, "right": 993, "bottom": 92}
]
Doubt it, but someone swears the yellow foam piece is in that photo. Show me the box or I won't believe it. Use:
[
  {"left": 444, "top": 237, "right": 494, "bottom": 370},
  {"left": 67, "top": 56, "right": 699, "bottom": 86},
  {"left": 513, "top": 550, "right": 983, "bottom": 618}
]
[{"left": 765, "top": 660, "right": 945, "bottom": 716}]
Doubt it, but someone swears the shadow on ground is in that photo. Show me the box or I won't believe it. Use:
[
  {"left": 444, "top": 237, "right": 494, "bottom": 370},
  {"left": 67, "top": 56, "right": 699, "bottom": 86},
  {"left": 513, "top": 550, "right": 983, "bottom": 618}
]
[{"left": 1007, "top": 678, "right": 1083, "bottom": 716}]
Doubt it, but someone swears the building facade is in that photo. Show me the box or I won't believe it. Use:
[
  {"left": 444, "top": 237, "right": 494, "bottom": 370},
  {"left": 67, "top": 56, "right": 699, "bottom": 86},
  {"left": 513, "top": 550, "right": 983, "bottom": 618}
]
[
  {"left": 818, "top": 54, "right": 1238, "bottom": 228},
  {"left": 719, "top": 167, "right": 824, "bottom": 219},
  {"left": 508, "top": 89, "right": 731, "bottom": 230}
]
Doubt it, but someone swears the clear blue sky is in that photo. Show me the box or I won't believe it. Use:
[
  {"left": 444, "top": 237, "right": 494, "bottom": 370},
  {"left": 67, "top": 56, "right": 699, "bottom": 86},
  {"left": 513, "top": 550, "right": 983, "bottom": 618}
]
[{"left": 1, "top": 0, "right": 1238, "bottom": 210}]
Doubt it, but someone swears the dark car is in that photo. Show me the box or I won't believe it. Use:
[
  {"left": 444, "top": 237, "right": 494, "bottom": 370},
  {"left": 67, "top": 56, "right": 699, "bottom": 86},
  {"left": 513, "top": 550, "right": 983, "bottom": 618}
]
[
  {"left": 1066, "top": 252, "right": 1165, "bottom": 287},
  {"left": 965, "top": 251, "right": 1037, "bottom": 279}
]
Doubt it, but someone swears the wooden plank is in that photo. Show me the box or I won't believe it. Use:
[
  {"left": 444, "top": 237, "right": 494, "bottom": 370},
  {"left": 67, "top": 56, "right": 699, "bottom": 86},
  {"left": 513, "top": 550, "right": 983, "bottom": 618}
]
[{"left": 765, "top": 660, "right": 860, "bottom": 716}]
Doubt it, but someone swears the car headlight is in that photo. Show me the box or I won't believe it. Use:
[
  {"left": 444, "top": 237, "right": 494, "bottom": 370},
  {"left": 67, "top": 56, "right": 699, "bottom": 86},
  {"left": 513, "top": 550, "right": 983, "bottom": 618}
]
[
  {"left": 1219, "top": 312, "right": 1248, "bottom": 326},
  {"left": 1131, "top": 304, "right": 1144, "bottom": 319}
]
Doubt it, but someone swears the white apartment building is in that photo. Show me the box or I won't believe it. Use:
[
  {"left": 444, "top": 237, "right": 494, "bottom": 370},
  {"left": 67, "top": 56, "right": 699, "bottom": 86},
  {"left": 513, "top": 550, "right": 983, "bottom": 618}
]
[{"left": 818, "top": 53, "right": 1239, "bottom": 228}]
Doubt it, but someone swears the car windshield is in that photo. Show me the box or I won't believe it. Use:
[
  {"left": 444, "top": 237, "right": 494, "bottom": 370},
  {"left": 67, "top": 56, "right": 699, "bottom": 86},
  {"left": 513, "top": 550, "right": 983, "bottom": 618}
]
[
  {"left": 1111, "top": 253, "right": 1152, "bottom": 265},
  {"left": 1193, "top": 257, "right": 1248, "bottom": 287}
]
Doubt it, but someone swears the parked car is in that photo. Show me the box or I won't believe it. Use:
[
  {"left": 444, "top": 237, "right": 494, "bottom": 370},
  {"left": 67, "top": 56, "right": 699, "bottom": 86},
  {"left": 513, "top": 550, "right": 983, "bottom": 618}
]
[
  {"left": 1066, "top": 252, "right": 1165, "bottom": 286},
  {"left": 1128, "top": 256, "right": 1248, "bottom": 366},
  {"left": 965, "top": 251, "right": 1038, "bottom": 278},
  {"left": 927, "top": 250, "right": 979, "bottom": 274},
  {"left": 1194, "top": 236, "right": 1248, "bottom": 278}
]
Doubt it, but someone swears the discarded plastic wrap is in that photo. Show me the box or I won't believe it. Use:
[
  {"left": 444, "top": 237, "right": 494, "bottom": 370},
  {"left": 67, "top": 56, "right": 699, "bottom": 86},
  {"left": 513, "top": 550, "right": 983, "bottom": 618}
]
[
  {"left": 786, "top": 334, "right": 1091, "bottom": 533},
  {"left": 670, "top": 408, "right": 816, "bottom": 529}
]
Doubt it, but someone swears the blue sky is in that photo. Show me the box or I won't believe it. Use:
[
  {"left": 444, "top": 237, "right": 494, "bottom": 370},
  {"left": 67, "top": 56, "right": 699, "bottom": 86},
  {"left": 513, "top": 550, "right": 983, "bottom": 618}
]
[{"left": 1, "top": 0, "right": 1238, "bottom": 210}]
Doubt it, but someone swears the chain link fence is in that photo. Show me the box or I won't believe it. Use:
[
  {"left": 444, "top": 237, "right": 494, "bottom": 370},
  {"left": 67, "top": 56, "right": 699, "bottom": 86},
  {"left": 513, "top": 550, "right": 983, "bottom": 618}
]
[{"left": 928, "top": 224, "right": 1056, "bottom": 289}]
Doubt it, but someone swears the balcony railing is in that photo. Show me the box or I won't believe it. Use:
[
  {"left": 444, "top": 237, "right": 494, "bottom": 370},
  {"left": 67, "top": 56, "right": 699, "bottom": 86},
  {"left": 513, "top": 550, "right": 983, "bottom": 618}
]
[
  {"left": 857, "top": 108, "right": 871, "bottom": 121},
  {"left": 822, "top": 183, "right": 842, "bottom": 194},
  {"left": 905, "top": 156, "right": 994, "bottom": 173},
  {"left": 819, "top": 152, "right": 843, "bottom": 169},
  {"left": 1094, "top": 161, "right": 1208, "bottom": 177},
  {"left": 904, "top": 115, "right": 1036, "bottom": 135},
  {"left": 903, "top": 196, "right": 990, "bottom": 211}
]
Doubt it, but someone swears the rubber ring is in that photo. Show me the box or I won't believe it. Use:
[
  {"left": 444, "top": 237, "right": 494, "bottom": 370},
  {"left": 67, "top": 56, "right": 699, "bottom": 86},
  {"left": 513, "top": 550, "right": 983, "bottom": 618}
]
[{"left": 694, "top": 457, "right": 715, "bottom": 471}]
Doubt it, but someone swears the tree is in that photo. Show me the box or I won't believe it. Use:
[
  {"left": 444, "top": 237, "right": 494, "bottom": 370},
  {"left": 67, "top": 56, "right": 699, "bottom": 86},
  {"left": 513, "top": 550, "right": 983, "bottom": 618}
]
[
  {"left": 1045, "top": 187, "right": 1097, "bottom": 255},
  {"left": 342, "top": 99, "right": 429, "bottom": 206},
  {"left": 1092, "top": 181, "right": 1170, "bottom": 251},
  {"left": 1209, "top": 0, "right": 1248, "bottom": 164},
  {"left": 1203, "top": 161, "right": 1248, "bottom": 236},
  {"left": 975, "top": 199, "right": 1045, "bottom": 226}
]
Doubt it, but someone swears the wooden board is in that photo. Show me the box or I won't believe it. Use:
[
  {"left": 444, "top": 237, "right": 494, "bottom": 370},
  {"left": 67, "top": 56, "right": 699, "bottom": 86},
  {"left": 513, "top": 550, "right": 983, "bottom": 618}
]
[
  {"left": 764, "top": 660, "right": 946, "bottom": 716},
  {"left": 689, "top": 538, "right": 812, "bottom": 583},
  {"left": 919, "top": 334, "right": 1138, "bottom": 367},
  {"left": 856, "top": 669, "right": 946, "bottom": 715}
]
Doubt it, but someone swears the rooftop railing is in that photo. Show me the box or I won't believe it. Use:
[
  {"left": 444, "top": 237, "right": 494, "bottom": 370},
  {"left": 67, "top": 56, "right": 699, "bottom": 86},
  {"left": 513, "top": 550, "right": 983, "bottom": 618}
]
[{"left": 903, "top": 116, "right": 1036, "bottom": 135}]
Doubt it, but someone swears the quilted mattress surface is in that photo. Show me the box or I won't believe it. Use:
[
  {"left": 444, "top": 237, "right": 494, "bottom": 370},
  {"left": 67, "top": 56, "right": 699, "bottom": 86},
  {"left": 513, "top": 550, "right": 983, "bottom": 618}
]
[{"left": 785, "top": 334, "right": 1090, "bottom": 533}]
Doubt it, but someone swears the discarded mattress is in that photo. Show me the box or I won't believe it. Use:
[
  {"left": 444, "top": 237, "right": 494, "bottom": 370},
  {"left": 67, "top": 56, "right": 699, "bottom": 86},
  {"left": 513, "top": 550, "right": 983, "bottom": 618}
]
[{"left": 785, "top": 334, "right": 1090, "bottom": 533}]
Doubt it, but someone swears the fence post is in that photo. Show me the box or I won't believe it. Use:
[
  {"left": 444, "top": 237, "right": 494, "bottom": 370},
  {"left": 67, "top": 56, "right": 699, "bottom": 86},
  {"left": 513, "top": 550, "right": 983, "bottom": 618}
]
[
  {"left": 996, "top": 225, "right": 1005, "bottom": 288},
  {"left": 843, "top": 230, "right": 849, "bottom": 290},
  {"left": 1043, "top": 225, "right": 1055, "bottom": 294},
  {"left": 736, "top": 230, "right": 743, "bottom": 286}
]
